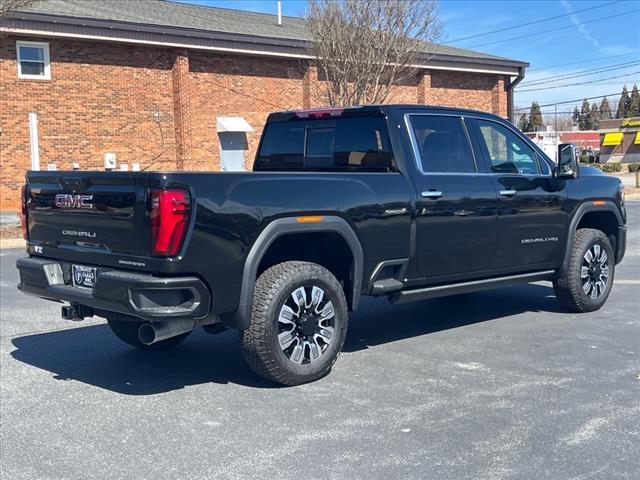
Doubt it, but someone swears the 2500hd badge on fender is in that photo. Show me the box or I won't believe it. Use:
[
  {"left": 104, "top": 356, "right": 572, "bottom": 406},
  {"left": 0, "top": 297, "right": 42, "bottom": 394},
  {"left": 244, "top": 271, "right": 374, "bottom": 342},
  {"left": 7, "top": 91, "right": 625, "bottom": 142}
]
[{"left": 17, "top": 105, "right": 627, "bottom": 385}]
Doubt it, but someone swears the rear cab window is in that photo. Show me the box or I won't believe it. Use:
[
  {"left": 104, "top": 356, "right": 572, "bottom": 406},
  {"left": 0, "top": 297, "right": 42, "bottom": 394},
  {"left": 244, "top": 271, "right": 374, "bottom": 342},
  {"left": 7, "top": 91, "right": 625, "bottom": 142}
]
[{"left": 254, "top": 114, "right": 395, "bottom": 172}]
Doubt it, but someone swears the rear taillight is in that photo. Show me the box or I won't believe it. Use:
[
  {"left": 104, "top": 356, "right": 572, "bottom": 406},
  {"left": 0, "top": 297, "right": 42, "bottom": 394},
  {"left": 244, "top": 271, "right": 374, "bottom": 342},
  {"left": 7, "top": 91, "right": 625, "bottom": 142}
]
[
  {"left": 150, "top": 189, "right": 190, "bottom": 257},
  {"left": 19, "top": 185, "right": 28, "bottom": 240}
]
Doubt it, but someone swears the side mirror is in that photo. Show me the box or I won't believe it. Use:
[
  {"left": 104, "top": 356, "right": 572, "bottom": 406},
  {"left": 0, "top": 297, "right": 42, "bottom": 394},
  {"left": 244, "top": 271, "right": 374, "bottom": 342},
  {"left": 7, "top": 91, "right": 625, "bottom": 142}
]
[{"left": 555, "top": 143, "right": 579, "bottom": 179}]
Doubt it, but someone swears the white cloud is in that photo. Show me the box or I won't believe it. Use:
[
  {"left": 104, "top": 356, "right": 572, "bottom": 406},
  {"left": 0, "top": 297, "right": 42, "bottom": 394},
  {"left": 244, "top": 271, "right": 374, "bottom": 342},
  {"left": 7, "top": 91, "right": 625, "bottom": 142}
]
[
  {"left": 560, "top": 0, "right": 600, "bottom": 49},
  {"left": 598, "top": 44, "right": 640, "bottom": 56}
]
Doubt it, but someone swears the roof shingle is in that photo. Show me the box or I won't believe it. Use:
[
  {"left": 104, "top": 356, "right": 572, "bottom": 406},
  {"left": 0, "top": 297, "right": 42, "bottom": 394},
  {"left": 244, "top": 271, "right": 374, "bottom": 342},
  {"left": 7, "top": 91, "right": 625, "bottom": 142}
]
[{"left": 18, "top": 0, "right": 524, "bottom": 64}]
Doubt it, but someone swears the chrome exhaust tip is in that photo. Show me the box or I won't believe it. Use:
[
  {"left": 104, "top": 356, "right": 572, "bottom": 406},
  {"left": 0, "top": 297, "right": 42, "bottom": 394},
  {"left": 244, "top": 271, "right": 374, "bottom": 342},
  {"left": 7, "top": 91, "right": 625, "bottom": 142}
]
[{"left": 138, "top": 319, "right": 196, "bottom": 345}]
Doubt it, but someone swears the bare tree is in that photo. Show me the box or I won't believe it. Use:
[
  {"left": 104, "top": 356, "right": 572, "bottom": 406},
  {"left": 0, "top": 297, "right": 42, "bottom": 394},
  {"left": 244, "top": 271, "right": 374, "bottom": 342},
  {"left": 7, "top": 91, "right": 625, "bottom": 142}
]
[
  {"left": 0, "top": 0, "right": 34, "bottom": 18},
  {"left": 542, "top": 113, "right": 574, "bottom": 131},
  {"left": 306, "top": 0, "right": 442, "bottom": 106}
]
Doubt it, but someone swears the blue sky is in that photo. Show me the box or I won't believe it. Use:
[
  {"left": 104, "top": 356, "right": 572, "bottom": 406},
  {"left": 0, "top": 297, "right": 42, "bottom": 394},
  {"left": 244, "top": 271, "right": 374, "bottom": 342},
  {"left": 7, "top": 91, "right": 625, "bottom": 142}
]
[{"left": 179, "top": 0, "right": 640, "bottom": 115}]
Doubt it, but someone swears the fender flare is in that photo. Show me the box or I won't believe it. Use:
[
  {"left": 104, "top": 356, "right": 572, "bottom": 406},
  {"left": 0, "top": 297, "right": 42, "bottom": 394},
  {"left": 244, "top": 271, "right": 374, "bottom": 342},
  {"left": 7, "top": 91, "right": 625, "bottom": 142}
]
[
  {"left": 232, "top": 216, "right": 364, "bottom": 330},
  {"left": 560, "top": 200, "right": 623, "bottom": 275}
]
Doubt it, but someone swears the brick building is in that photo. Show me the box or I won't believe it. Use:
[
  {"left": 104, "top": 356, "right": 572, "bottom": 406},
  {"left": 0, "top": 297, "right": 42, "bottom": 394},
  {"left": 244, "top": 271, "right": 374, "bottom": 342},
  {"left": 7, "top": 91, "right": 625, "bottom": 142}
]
[{"left": 0, "top": 0, "right": 528, "bottom": 211}]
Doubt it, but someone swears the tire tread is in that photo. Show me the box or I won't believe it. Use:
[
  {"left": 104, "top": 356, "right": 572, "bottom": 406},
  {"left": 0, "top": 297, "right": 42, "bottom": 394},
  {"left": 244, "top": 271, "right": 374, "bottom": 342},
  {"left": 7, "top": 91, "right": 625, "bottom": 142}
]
[
  {"left": 554, "top": 228, "right": 614, "bottom": 313},
  {"left": 241, "top": 261, "right": 347, "bottom": 386}
]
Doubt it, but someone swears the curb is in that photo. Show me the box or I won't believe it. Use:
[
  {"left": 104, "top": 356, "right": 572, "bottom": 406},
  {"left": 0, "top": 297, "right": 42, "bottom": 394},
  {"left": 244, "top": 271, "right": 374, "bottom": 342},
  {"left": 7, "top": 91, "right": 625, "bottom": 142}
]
[{"left": 0, "top": 238, "right": 26, "bottom": 249}]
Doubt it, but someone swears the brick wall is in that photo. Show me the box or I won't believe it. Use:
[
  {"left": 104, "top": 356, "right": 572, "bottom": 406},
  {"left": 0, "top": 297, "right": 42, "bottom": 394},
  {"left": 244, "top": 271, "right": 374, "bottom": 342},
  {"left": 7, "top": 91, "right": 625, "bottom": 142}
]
[
  {"left": 0, "top": 35, "right": 509, "bottom": 211},
  {"left": 1, "top": 36, "right": 178, "bottom": 211}
]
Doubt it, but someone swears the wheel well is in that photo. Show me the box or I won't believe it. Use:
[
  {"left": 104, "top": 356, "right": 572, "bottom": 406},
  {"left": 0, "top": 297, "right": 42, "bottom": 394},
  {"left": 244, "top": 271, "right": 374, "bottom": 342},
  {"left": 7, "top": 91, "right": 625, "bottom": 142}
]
[
  {"left": 576, "top": 211, "right": 618, "bottom": 251},
  {"left": 257, "top": 232, "right": 355, "bottom": 308}
]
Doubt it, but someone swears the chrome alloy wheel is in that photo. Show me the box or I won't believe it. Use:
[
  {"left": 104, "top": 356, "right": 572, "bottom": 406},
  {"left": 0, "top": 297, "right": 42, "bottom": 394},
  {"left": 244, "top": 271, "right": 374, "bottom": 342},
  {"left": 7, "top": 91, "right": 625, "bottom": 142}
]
[
  {"left": 581, "top": 243, "right": 610, "bottom": 299},
  {"left": 277, "top": 285, "right": 335, "bottom": 365}
]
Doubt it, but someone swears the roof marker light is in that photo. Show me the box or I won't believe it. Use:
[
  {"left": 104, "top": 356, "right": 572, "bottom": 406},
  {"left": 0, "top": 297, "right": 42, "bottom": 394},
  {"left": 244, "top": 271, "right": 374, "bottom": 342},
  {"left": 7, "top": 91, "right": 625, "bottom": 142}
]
[{"left": 294, "top": 108, "right": 345, "bottom": 119}]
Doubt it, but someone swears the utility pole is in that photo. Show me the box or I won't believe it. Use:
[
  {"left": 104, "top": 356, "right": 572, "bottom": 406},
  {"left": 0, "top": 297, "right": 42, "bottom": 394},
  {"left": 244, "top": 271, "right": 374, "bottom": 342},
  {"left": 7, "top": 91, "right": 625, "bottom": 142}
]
[{"left": 554, "top": 105, "right": 557, "bottom": 132}]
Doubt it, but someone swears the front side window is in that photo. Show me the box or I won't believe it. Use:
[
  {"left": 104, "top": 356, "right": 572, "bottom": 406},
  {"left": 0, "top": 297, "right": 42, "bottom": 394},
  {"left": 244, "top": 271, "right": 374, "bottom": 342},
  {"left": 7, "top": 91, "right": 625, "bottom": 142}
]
[
  {"left": 409, "top": 115, "right": 476, "bottom": 173},
  {"left": 476, "top": 119, "right": 540, "bottom": 174},
  {"left": 16, "top": 41, "right": 50, "bottom": 80}
]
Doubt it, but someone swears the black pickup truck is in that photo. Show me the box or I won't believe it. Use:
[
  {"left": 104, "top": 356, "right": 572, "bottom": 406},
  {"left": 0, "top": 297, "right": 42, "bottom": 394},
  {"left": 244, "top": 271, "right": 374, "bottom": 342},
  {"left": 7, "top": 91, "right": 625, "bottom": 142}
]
[{"left": 17, "top": 105, "right": 627, "bottom": 385}]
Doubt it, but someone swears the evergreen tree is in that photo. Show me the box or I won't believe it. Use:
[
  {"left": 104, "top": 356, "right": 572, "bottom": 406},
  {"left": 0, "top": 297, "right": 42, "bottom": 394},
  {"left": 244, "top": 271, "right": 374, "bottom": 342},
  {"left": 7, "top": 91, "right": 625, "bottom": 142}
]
[
  {"left": 590, "top": 103, "right": 600, "bottom": 130},
  {"left": 629, "top": 84, "right": 640, "bottom": 117},
  {"left": 529, "top": 102, "right": 543, "bottom": 131},
  {"left": 599, "top": 96, "right": 612, "bottom": 120},
  {"left": 616, "top": 85, "right": 630, "bottom": 118},
  {"left": 572, "top": 106, "right": 580, "bottom": 126},
  {"left": 579, "top": 98, "right": 591, "bottom": 130},
  {"left": 517, "top": 113, "right": 530, "bottom": 132}
]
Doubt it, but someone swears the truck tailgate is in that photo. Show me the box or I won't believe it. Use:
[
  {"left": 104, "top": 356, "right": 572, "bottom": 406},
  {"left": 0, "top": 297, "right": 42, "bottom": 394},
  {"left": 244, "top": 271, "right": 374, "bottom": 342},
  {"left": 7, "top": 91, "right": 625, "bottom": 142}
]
[{"left": 26, "top": 171, "right": 152, "bottom": 256}]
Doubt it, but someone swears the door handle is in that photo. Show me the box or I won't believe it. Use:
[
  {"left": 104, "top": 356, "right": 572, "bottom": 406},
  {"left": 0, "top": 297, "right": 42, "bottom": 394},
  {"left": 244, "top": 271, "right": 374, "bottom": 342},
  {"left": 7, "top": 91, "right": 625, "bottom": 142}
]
[
  {"left": 422, "top": 190, "right": 443, "bottom": 199},
  {"left": 499, "top": 189, "right": 517, "bottom": 197}
]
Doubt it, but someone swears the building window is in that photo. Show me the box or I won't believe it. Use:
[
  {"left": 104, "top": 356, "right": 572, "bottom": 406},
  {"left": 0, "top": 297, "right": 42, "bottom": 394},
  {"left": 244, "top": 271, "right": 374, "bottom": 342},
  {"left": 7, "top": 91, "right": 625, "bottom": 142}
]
[{"left": 16, "top": 41, "right": 50, "bottom": 80}]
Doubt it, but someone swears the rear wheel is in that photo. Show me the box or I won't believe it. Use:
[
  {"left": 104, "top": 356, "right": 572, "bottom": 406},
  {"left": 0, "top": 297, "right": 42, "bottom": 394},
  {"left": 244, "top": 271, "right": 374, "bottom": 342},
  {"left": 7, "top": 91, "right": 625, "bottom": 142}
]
[
  {"left": 554, "top": 228, "right": 615, "bottom": 313},
  {"left": 106, "top": 314, "right": 191, "bottom": 349},
  {"left": 241, "top": 261, "right": 348, "bottom": 386}
]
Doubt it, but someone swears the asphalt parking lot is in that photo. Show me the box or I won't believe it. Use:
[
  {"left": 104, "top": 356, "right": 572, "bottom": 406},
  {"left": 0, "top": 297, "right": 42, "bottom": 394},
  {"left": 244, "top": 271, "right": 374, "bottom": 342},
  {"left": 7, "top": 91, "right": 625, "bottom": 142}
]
[{"left": 1, "top": 203, "right": 639, "bottom": 480}]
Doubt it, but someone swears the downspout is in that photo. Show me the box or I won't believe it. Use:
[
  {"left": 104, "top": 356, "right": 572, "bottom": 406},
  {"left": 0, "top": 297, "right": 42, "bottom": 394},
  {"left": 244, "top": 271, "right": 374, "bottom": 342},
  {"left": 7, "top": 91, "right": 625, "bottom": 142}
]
[{"left": 506, "top": 66, "right": 525, "bottom": 123}]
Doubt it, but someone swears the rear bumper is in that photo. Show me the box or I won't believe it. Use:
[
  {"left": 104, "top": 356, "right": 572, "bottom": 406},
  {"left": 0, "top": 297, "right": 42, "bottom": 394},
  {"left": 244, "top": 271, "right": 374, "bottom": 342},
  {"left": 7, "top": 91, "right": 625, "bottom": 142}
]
[{"left": 16, "top": 257, "right": 211, "bottom": 321}]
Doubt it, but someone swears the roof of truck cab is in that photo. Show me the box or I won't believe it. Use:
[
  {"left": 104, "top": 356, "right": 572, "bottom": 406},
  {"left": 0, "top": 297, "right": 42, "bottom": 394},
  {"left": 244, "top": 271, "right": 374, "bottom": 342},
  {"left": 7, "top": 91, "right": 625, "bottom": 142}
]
[{"left": 267, "top": 105, "right": 506, "bottom": 122}]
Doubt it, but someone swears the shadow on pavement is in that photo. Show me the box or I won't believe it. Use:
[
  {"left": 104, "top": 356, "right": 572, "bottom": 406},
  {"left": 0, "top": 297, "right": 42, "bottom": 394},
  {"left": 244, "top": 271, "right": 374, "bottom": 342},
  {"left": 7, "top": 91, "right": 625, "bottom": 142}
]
[
  {"left": 344, "top": 283, "right": 562, "bottom": 352},
  {"left": 10, "top": 283, "right": 563, "bottom": 394}
]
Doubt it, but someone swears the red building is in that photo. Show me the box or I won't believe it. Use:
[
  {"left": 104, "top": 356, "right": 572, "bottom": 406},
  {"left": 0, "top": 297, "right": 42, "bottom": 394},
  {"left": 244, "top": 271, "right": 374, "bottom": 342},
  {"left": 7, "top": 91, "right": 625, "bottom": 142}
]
[{"left": 559, "top": 131, "right": 600, "bottom": 152}]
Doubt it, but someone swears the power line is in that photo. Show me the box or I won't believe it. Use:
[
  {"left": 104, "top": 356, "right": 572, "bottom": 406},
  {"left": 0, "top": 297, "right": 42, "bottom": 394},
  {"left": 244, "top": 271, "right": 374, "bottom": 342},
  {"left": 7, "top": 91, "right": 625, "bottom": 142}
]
[
  {"left": 518, "top": 71, "right": 640, "bottom": 92},
  {"left": 514, "top": 92, "right": 621, "bottom": 111},
  {"left": 464, "top": 8, "right": 640, "bottom": 50},
  {"left": 444, "top": 0, "right": 620, "bottom": 44},
  {"left": 536, "top": 111, "right": 613, "bottom": 114},
  {"left": 520, "top": 61, "right": 640, "bottom": 86},
  {"left": 529, "top": 50, "right": 640, "bottom": 72}
]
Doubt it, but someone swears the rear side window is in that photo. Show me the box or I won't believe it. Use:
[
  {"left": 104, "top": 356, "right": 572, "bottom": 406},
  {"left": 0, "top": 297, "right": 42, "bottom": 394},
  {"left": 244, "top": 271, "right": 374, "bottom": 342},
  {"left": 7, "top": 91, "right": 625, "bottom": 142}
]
[
  {"left": 255, "top": 116, "right": 394, "bottom": 172},
  {"left": 475, "top": 119, "right": 540, "bottom": 174},
  {"left": 409, "top": 115, "right": 476, "bottom": 173}
]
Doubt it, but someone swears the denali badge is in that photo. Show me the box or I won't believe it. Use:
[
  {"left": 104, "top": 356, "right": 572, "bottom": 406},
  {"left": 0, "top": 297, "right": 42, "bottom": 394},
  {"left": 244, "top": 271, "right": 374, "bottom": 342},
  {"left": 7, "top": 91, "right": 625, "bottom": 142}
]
[
  {"left": 62, "top": 230, "right": 96, "bottom": 238},
  {"left": 521, "top": 236, "right": 559, "bottom": 244},
  {"left": 54, "top": 194, "right": 94, "bottom": 209}
]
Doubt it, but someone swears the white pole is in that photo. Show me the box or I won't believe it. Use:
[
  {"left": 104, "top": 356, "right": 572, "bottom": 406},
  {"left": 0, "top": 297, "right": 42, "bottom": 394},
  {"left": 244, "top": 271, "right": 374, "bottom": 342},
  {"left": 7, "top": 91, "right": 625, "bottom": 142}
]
[
  {"left": 277, "top": 0, "right": 282, "bottom": 26},
  {"left": 28, "top": 112, "right": 40, "bottom": 171}
]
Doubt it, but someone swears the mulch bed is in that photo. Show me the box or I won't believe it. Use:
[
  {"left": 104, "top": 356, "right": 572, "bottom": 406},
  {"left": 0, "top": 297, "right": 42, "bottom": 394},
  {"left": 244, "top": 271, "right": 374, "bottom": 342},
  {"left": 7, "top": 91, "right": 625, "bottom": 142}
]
[{"left": 0, "top": 225, "right": 23, "bottom": 240}]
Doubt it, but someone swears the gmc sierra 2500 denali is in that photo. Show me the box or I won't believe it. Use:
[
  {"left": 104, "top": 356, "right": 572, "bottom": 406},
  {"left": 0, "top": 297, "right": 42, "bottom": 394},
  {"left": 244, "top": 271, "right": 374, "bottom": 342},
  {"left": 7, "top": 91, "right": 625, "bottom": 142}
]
[{"left": 17, "top": 105, "right": 627, "bottom": 385}]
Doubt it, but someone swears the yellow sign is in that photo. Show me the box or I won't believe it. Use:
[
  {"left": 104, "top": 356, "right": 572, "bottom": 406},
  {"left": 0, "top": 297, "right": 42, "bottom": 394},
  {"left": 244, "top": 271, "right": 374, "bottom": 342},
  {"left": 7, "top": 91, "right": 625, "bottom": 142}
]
[
  {"left": 622, "top": 118, "right": 640, "bottom": 128},
  {"left": 635, "top": 132, "right": 640, "bottom": 145},
  {"left": 602, "top": 132, "right": 623, "bottom": 146}
]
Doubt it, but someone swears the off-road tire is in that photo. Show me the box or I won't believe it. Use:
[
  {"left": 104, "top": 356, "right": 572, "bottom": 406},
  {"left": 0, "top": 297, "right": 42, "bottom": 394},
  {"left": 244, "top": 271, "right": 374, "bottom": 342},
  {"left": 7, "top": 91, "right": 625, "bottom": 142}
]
[
  {"left": 241, "top": 261, "right": 349, "bottom": 386},
  {"left": 554, "top": 228, "right": 615, "bottom": 313},
  {"left": 106, "top": 314, "right": 191, "bottom": 349}
]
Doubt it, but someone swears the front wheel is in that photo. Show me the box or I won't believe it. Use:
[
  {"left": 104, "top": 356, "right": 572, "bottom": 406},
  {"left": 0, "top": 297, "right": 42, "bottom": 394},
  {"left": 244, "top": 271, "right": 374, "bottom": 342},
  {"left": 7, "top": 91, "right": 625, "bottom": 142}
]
[
  {"left": 554, "top": 228, "right": 615, "bottom": 313},
  {"left": 241, "top": 261, "right": 349, "bottom": 386}
]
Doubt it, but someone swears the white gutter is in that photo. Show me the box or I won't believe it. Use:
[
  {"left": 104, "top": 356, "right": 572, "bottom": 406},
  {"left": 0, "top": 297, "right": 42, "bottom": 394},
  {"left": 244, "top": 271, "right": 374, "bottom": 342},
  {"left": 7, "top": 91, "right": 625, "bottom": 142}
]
[{"left": 28, "top": 112, "right": 40, "bottom": 171}]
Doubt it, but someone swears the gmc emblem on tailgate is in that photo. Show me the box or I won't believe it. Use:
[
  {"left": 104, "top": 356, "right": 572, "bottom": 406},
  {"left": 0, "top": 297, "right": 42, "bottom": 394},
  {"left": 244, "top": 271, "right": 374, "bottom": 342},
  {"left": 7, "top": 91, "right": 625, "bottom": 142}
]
[{"left": 54, "top": 194, "right": 94, "bottom": 210}]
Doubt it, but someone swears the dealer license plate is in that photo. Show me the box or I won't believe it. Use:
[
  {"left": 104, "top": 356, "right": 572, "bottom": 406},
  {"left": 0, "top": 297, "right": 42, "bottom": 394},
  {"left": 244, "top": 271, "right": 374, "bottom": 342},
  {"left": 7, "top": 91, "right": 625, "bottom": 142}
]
[{"left": 72, "top": 265, "right": 97, "bottom": 289}]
